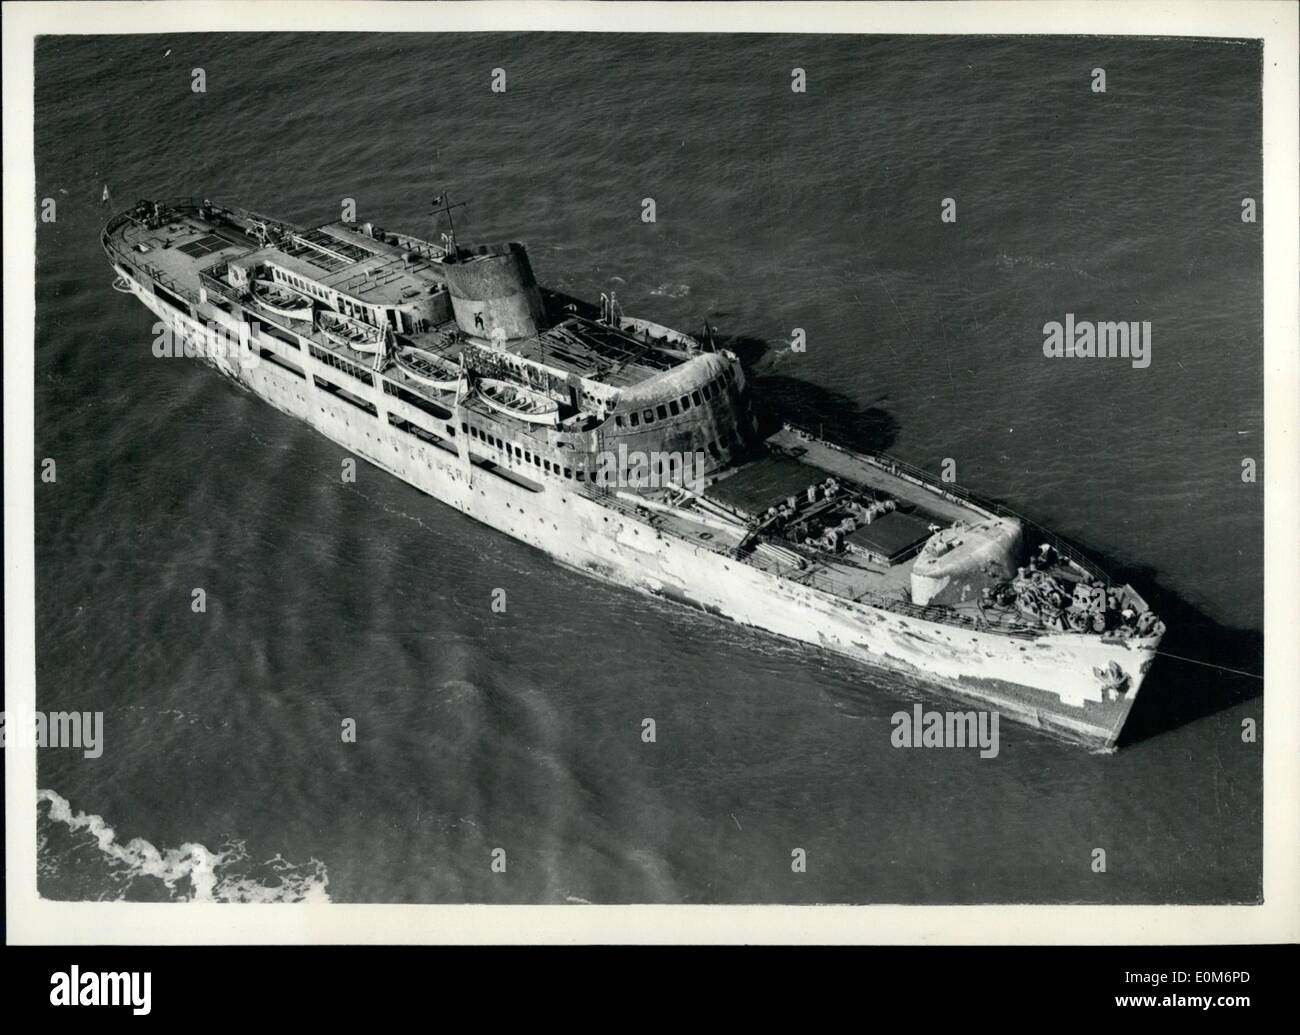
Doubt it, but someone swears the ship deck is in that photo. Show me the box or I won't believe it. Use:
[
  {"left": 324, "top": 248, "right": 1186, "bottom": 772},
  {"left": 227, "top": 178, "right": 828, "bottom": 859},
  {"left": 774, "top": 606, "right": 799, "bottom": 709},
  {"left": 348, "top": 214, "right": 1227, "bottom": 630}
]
[
  {"left": 587, "top": 423, "right": 1118, "bottom": 634},
  {"left": 400, "top": 313, "right": 690, "bottom": 388},
  {"left": 106, "top": 199, "right": 694, "bottom": 394},
  {"left": 586, "top": 481, "right": 986, "bottom": 622},
  {"left": 703, "top": 434, "right": 986, "bottom": 534},
  {"left": 108, "top": 208, "right": 252, "bottom": 299}
]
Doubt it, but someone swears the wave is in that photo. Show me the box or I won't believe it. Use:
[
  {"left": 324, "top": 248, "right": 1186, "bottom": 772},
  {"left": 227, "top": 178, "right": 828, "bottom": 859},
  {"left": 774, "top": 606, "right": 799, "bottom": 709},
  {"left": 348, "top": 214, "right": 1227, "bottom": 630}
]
[
  {"left": 649, "top": 282, "right": 691, "bottom": 299},
  {"left": 37, "top": 789, "right": 330, "bottom": 903}
]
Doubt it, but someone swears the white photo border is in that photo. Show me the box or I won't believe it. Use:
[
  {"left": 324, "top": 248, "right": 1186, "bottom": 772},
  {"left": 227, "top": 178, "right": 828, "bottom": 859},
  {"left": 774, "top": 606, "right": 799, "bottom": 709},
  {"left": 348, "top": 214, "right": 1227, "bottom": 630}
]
[{"left": 5, "top": 0, "right": 1297, "bottom": 945}]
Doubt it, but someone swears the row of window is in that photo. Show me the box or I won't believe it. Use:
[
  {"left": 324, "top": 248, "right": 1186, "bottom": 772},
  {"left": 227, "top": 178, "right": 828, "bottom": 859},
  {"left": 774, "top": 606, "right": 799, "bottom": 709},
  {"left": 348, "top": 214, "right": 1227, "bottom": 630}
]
[
  {"left": 262, "top": 321, "right": 300, "bottom": 350},
  {"left": 313, "top": 374, "right": 377, "bottom": 417},
  {"left": 260, "top": 348, "right": 305, "bottom": 379},
  {"left": 388, "top": 413, "right": 457, "bottom": 453},
  {"left": 272, "top": 266, "right": 328, "bottom": 303},
  {"left": 340, "top": 294, "right": 380, "bottom": 327},
  {"left": 270, "top": 265, "right": 394, "bottom": 329},
  {"left": 612, "top": 366, "right": 736, "bottom": 429},
  {"left": 276, "top": 355, "right": 458, "bottom": 440},
  {"left": 463, "top": 423, "right": 588, "bottom": 482},
  {"left": 383, "top": 379, "right": 453, "bottom": 422},
  {"left": 309, "top": 344, "right": 373, "bottom": 385}
]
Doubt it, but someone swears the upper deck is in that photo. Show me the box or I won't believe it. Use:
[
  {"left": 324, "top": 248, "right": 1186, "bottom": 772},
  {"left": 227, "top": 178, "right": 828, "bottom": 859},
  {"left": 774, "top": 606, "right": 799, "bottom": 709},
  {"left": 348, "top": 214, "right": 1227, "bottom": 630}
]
[{"left": 103, "top": 198, "right": 699, "bottom": 396}]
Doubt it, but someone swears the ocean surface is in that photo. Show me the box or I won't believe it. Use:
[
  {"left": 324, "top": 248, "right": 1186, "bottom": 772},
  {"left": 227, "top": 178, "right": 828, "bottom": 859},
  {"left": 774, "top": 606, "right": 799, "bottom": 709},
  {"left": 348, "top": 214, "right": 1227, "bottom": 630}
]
[{"left": 33, "top": 33, "right": 1263, "bottom": 904}]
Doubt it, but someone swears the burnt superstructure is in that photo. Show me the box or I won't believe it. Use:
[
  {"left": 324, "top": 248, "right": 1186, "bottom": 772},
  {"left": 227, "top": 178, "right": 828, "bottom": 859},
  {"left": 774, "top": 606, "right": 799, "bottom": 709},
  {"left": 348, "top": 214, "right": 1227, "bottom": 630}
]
[{"left": 102, "top": 196, "right": 1166, "bottom": 750}]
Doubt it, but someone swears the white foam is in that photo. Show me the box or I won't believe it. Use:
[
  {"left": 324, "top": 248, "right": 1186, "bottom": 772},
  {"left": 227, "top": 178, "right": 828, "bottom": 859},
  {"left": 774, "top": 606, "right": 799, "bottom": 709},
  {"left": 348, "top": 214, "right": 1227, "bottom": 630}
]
[{"left": 38, "top": 789, "right": 330, "bottom": 903}]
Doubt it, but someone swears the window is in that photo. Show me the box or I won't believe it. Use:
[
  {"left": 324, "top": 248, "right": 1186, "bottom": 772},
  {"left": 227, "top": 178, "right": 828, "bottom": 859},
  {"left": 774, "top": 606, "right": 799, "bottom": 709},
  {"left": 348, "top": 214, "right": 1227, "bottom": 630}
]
[
  {"left": 564, "top": 467, "right": 572, "bottom": 478},
  {"left": 388, "top": 413, "right": 456, "bottom": 454},
  {"left": 153, "top": 283, "right": 192, "bottom": 316},
  {"left": 692, "top": 390, "right": 703, "bottom": 406},
  {"left": 656, "top": 405, "right": 668, "bottom": 420},
  {"left": 680, "top": 396, "right": 691, "bottom": 411},
  {"left": 630, "top": 412, "right": 639, "bottom": 427},
  {"left": 461, "top": 422, "right": 468, "bottom": 433},
  {"left": 309, "top": 345, "right": 372, "bottom": 384},
  {"left": 669, "top": 400, "right": 680, "bottom": 416},
  {"left": 615, "top": 416, "right": 624, "bottom": 427},
  {"left": 533, "top": 456, "right": 541, "bottom": 467},
  {"left": 313, "top": 375, "right": 377, "bottom": 416},
  {"left": 259, "top": 349, "right": 305, "bottom": 378},
  {"left": 262, "top": 323, "right": 301, "bottom": 350},
  {"left": 577, "top": 471, "right": 586, "bottom": 482},
  {"left": 544, "top": 460, "right": 552, "bottom": 472},
  {"left": 384, "top": 380, "right": 452, "bottom": 420},
  {"left": 703, "top": 383, "right": 714, "bottom": 400},
  {"left": 525, "top": 452, "right": 532, "bottom": 463}
]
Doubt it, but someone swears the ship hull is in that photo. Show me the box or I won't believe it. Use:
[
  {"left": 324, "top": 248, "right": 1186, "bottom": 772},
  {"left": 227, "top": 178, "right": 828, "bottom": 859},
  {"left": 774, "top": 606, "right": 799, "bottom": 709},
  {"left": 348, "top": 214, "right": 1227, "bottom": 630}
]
[{"left": 125, "top": 272, "right": 1156, "bottom": 751}]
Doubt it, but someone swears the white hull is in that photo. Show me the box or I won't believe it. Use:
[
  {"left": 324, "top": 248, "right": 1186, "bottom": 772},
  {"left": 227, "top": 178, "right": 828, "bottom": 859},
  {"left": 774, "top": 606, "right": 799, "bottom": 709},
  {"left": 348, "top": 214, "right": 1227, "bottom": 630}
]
[{"left": 132, "top": 278, "right": 1159, "bottom": 750}]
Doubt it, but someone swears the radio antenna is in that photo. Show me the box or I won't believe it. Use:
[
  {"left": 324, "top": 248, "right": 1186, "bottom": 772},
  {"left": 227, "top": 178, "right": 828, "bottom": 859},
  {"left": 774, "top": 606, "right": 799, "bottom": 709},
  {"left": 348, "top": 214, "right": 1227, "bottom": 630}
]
[{"left": 431, "top": 192, "right": 469, "bottom": 258}]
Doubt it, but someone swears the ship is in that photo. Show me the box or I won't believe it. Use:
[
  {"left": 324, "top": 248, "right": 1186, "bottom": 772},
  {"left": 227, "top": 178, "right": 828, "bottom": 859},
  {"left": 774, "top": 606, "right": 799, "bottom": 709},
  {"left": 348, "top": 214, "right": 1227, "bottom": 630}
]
[{"left": 101, "top": 195, "right": 1166, "bottom": 751}]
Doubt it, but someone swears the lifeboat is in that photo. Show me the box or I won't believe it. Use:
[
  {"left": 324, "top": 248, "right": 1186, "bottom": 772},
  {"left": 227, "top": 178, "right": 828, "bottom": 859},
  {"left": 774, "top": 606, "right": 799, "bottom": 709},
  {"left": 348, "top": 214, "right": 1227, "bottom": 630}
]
[
  {"left": 475, "top": 378, "right": 560, "bottom": 426},
  {"left": 315, "top": 309, "right": 385, "bottom": 354},
  {"left": 393, "top": 345, "right": 461, "bottom": 391},
  {"left": 251, "top": 279, "right": 312, "bottom": 321}
]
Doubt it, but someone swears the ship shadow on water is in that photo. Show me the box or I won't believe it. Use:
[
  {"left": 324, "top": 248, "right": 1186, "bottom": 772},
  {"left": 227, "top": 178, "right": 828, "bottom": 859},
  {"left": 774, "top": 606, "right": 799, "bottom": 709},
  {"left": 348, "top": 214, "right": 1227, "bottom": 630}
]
[
  {"left": 723, "top": 334, "right": 901, "bottom": 454},
  {"left": 1104, "top": 565, "right": 1263, "bottom": 749},
  {"left": 724, "top": 336, "right": 1262, "bottom": 750}
]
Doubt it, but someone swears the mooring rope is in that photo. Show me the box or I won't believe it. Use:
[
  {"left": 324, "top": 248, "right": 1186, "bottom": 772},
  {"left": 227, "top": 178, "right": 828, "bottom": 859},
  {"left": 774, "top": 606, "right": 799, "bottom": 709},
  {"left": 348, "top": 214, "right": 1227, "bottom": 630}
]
[{"left": 1153, "top": 650, "right": 1263, "bottom": 680}]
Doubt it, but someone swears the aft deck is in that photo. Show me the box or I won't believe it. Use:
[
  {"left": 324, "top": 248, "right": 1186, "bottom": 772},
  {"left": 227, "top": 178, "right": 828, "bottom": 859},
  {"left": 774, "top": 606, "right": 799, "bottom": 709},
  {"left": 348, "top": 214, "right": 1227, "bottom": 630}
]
[{"left": 104, "top": 205, "right": 252, "bottom": 304}]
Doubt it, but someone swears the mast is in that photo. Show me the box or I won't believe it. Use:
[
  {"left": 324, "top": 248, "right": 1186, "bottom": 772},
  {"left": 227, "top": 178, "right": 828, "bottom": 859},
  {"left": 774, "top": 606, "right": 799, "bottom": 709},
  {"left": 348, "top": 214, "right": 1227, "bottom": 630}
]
[{"left": 431, "top": 192, "right": 469, "bottom": 259}]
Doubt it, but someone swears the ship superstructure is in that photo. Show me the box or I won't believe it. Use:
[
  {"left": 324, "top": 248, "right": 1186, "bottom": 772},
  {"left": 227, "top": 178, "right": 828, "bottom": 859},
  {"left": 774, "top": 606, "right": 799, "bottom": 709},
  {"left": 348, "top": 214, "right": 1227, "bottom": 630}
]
[{"left": 102, "top": 196, "right": 1166, "bottom": 749}]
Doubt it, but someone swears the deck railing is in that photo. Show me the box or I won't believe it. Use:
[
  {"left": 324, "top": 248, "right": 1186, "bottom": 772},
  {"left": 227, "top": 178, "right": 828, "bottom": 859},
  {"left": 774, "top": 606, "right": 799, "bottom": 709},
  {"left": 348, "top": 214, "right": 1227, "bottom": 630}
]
[{"left": 577, "top": 483, "right": 1042, "bottom": 635}]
